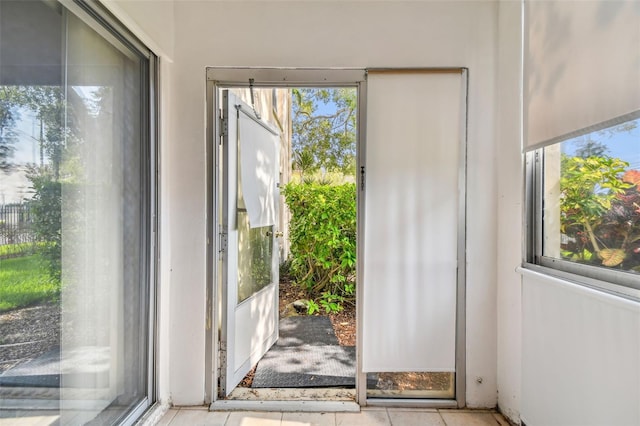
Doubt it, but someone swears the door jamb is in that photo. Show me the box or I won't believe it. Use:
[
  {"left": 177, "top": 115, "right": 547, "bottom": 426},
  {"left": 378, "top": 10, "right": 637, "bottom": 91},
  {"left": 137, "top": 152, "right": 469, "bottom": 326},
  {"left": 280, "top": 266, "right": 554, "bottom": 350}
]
[{"left": 205, "top": 69, "right": 367, "bottom": 406}]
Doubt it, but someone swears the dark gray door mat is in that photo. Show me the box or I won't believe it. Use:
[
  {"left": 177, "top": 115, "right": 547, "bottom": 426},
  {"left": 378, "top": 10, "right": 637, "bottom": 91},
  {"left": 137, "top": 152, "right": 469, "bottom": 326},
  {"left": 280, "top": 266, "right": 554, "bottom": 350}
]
[
  {"left": 252, "top": 315, "right": 355, "bottom": 388},
  {"left": 276, "top": 316, "right": 339, "bottom": 347},
  {"left": 252, "top": 345, "right": 356, "bottom": 388}
]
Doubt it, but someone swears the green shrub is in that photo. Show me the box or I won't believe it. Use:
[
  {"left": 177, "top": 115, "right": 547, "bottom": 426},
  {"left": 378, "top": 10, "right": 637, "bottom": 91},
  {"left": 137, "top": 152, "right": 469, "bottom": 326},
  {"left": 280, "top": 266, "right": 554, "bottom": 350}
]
[
  {"left": 283, "top": 182, "right": 356, "bottom": 311},
  {"left": 26, "top": 167, "right": 62, "bottom": 282},
  {"left": 560, "top": 155, "right": 640, "bottom": 270}
]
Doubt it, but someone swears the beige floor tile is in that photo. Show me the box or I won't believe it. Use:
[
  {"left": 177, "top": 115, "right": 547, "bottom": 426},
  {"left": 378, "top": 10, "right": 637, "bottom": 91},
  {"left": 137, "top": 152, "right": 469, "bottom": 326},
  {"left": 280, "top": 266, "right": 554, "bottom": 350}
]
[
  {"left": 440, "top": 411, "right": 502, "bottom": 426},
  {"left": 155, "top": 408, "right": 179, "bottom": 426},
  {"left": 168, "top": 408, "right": 229, "bottom": 425},
  {"left": 282, "top": 412, "right": 336, "bottom": 426},
  {"left": 492, "top": 412, "right": 511, "bottom": 426},
  {"left": 0, "top": 412, "right": 60, "bottom": 426},
  {"left": 225, "top": 411, "right": 282, "bottom": 426},
  {"left": 336, "top": 410, "right": 390, "bottom": 426},
  {"left": 387, "top": 410, "right": 445, "bottom": 426}
]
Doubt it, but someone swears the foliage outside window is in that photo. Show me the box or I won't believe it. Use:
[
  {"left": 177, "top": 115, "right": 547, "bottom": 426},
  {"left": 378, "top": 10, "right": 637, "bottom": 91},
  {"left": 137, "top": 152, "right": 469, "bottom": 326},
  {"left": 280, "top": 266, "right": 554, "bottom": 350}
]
[
  {"left": 538, "top": 117, "right": 640, "bottom": 279},
  {"left": 291, "top": 88, "right": 357, "bottom": 178},
  {"left": 283, "top": 182, "right": 356, "bottom": 313},
  {"left": 284, "top": 87, "right": 358, "bottom": 313}
]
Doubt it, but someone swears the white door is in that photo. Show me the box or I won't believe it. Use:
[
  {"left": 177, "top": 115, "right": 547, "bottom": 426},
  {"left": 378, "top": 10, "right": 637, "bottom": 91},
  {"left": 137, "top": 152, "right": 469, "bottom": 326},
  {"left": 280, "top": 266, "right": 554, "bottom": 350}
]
[{"left": 220, "top": 90, "right": 280, "bottom": 396}]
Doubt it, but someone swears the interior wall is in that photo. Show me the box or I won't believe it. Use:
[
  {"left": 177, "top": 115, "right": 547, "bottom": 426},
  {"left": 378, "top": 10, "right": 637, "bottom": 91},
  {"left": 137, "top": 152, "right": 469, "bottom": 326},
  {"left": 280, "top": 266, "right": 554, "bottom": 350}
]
[
  {"left": 519, "top": 1, "right": 640, "bottom": 425},
  {"left": 521, "top": 271, "right": 640, "bottom": 426},
  {"left": 105, "top": 0, "right": 500, "bottom": 408},
  {"left": 495, "top": 1, "right": 522, "bottom": 424}
]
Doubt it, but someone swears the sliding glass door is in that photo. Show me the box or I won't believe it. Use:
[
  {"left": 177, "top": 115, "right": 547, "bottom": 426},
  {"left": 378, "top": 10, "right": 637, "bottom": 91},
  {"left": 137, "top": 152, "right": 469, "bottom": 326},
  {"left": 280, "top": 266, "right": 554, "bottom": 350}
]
[{"left": 0, "top": 1, "right": 157, "bottom": 423}]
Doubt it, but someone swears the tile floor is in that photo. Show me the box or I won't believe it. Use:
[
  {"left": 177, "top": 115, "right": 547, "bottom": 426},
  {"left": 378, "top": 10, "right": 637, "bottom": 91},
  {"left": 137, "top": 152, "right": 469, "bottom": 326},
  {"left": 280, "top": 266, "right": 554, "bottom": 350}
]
[{"left": 157, "top": 407, "right": 511, "bottom": 426}]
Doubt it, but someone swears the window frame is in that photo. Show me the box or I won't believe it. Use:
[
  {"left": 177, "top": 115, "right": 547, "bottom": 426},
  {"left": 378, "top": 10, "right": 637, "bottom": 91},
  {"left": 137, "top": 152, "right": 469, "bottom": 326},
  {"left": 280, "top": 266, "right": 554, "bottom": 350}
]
[
  {"left": 63, "top": 0, "right": 160, "bottom": 423},
  {"left": 524, "top": 114, "right": 640, "bottom": 301}
]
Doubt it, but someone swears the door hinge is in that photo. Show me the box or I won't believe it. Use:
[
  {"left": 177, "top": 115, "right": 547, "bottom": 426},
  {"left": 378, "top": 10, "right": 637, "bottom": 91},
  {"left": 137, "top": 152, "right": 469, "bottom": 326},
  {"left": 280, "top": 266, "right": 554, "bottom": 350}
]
[
  {"left": 219, "top": 230, "right": 227, "bottom": 256},
  {"left": 218, "top": 340, "right": 227, "bottom": 397},
  {"left": 220, "top": 114, "right": 228, "bottom": 139},
  {"left": 360, "top": 166, "right": 365, "bottom": 191}
]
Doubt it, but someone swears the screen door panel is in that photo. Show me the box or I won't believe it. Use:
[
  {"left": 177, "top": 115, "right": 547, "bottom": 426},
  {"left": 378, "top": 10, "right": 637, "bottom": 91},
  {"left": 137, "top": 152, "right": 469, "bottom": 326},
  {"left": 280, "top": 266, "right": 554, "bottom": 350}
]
[{"left": 362, "top": 72, "right": 463, "bottom": 373}]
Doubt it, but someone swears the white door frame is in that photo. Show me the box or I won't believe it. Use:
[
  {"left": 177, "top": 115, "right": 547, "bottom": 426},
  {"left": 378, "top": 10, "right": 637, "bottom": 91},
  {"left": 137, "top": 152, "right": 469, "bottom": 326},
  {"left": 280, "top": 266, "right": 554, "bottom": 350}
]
[{"left": 204, "top": 68, "right": 467, "bottom": 410}]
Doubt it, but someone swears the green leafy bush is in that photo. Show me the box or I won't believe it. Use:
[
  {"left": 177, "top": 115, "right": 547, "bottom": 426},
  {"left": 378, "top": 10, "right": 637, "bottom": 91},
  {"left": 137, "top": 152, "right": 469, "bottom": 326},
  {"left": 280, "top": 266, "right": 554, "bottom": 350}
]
[
  {"left": 283, "top": 182, "right": 356, "bottom": 312},
  {"left": 26, "top": 166, "right": 62, "bottom": 282},
  {"left": 560, "top": 155, "right": 640, "bottom": 271}
]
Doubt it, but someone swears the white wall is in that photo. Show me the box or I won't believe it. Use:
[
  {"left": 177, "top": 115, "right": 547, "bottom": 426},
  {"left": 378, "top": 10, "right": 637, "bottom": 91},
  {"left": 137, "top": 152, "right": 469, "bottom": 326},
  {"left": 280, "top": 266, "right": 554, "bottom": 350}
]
[
  {"left": 522, "top": 270, "right": 640, "bottom": 426},
  {"left": 517, "top": 1, "right": 640, "bottom": 425},
  {"left": 105, "top": 0, "right": 501, "bottom": 408},
  {"left": 103, "top": 3, "right": 640, "bottom": 425},
  {"left": 107, "top": 0, "right": 175, "bottom": 59},
  {"left": 495, "top": 1, "right": 522, "bottom": 423}
]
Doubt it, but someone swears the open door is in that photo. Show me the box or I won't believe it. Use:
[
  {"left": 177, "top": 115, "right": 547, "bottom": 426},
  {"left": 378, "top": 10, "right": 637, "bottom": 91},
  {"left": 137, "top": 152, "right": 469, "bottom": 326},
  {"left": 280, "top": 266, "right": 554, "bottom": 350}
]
[{"left": 220, "top": 90, "right": 280, "bottom": 396}]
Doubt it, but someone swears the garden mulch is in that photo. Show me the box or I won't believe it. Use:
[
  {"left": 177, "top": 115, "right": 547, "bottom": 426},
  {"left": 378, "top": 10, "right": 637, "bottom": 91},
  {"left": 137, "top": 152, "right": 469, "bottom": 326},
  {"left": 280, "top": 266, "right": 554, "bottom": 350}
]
[{"left": 0, "top": 302, "right": 60, "bottom": 375}]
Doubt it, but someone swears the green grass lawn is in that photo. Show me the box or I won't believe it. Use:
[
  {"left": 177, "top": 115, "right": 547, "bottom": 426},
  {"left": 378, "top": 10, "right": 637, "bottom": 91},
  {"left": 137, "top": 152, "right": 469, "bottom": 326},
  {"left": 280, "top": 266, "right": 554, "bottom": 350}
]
[{"left": 0, "top": 254, "right": 60, "bottom": 312}]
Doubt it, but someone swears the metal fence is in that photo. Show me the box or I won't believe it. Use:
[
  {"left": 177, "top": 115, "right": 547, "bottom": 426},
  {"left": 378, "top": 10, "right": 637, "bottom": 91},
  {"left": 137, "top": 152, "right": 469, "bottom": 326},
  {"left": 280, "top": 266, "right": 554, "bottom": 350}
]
[{"left": 0, "top": 204, "right": 36, "bottom": 246}]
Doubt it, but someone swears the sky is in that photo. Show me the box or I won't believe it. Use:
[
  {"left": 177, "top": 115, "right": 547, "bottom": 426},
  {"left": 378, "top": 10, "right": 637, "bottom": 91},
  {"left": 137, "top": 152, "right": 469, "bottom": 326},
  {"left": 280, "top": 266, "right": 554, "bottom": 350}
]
[{"left": 562, "top": 118, "right": 640, "bottom": 170}]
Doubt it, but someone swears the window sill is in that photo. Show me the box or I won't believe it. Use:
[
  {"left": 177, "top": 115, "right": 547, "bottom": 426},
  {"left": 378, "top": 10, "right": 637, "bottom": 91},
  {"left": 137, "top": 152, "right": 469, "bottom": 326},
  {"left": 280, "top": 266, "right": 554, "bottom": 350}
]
[{"left": 518, "top": 263, "right": 640, "bottom": 303}]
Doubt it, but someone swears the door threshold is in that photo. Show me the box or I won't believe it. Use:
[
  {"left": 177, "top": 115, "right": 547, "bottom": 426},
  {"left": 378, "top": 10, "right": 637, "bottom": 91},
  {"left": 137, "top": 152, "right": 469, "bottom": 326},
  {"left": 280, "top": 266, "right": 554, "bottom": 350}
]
[
  {"left": 365, "top": 398, "right": 459, "bottom": 409},
  {"left": 224, "top": 387, "right": 355, "bottom": 401},
  {"left": 210, "top": 399, "right": 359, "bottom": 413},
  {"left": 212, "top": 388, "right": 358, "bottom": 412}
]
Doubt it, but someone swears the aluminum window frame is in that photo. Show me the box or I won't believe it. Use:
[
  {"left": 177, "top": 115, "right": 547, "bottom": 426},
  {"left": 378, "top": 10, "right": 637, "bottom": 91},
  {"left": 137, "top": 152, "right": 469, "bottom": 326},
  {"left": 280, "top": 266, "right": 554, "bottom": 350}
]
[
  {"left": 523, "top": 114, "right": 640, "bottom": 302},
  {"left": 61, "top": 1, "right": 160, "bottom": 422}
]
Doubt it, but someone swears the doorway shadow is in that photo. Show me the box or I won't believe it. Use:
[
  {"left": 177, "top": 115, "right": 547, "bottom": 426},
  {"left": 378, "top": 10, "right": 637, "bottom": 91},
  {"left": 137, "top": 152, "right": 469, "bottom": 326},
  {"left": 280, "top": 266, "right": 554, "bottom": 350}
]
[{"left": 252, "top": 316, "right": 356, "bottom": 388}]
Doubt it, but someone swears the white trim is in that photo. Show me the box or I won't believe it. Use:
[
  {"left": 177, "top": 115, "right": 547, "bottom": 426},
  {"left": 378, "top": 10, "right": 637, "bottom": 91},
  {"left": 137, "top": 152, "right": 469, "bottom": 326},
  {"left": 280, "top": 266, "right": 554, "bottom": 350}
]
[
  {"left": 96, "top": 0, "right": 174, "bottom": 61},
  {"left": 518, "top": 264, "right": 640, "bottom": 303}
]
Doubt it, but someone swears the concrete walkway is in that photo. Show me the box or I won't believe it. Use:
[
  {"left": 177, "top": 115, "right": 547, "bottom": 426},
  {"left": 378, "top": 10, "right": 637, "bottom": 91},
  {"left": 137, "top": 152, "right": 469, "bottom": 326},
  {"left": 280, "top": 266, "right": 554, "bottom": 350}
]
[{"left": 158, "top": 407, "right": 511, "bottom": 426}]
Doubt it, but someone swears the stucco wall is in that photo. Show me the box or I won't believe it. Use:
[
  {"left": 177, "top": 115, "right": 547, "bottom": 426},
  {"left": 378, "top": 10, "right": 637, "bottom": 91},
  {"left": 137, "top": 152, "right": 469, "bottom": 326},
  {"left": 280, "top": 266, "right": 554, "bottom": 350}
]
[{"left": 495, "top": 1, "right": 522, "bottom": 423}]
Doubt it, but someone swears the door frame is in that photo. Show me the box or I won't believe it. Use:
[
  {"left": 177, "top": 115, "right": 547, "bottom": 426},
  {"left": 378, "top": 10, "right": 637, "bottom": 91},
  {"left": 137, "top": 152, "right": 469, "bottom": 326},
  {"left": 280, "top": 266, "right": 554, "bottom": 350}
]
[{"left": 205, "top": 68, "right": 467, "bottom": 409}]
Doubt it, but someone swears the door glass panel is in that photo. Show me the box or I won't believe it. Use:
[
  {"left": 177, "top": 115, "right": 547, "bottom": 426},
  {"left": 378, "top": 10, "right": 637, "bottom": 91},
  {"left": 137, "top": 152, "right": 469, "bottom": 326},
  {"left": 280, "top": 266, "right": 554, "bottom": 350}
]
[
  {"left": 237, "top": 211, "right": 273, "bottom": 303},
  {"left": 367, "top": 372, "right": 455, "bottom": 398}
]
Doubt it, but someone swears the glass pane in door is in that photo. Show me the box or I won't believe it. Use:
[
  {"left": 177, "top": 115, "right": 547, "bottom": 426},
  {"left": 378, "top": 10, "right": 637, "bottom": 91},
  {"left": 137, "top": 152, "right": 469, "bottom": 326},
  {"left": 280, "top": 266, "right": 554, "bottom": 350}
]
[
  {"left": 367, "top": 372, "right": 455, "bottom": 398},
  {"left": 237, "top": 211, "right": 273, "bottom": 302}
]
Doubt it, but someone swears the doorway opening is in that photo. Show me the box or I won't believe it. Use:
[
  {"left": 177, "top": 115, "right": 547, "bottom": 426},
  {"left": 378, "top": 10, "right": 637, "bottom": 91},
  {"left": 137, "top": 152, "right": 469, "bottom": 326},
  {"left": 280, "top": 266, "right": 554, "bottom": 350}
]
[
  {"left": 213, "top": 84, "right": 359, "bottom": 402},
  {"left": 207, "top": 68, "right": 468, "bottom": 409}
]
